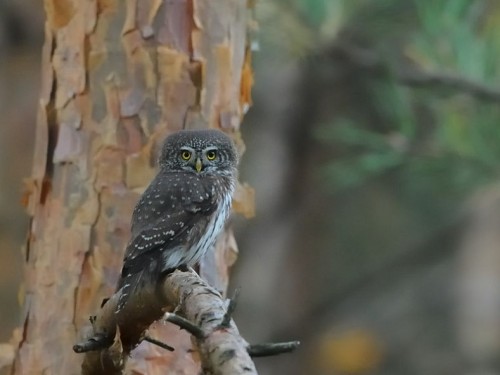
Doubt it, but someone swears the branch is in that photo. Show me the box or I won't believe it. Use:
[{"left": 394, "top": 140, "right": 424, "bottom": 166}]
[
  {"left": 75, "top": 270, "right": 258, "bottom": 374},
  {"left": 143, "top": 335, "right": 175, "bottom": 352},
  {"left": 328, "top": 41, "right": 500, "bottom": 102},
  {"left": 161, "top": 271, "right": 258, "bottom": 374},
  {"left": 164, "top": 312, "right": 205, "bottom": 339},
  {"left": 219, "top": 287, "right": 240, "bottom": 328},
  {"left": 247, "top": 341, "right": 300, "bottom": 357}
]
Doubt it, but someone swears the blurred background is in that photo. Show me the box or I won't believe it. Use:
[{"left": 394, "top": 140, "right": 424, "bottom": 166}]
[{"left": 3, "top": 1, "right": 500, "bottom": 374}]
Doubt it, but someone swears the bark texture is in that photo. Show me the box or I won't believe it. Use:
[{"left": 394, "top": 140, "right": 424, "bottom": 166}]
[
  {"left": 78, "top": 270, "right": 257, "bottom": 375},
  {"left": 8, "top": 0, "right": 254, "bottom": 374}
]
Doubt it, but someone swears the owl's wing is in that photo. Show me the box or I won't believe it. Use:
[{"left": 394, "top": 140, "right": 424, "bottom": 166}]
[{"left": 120, "top": 172, "right": 216, "bottom": 278}]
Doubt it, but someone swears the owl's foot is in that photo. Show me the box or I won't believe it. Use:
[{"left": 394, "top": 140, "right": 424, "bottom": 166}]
[
  {"left": 177, "top": 264, "right": 199, "bottom": 276},
  {"left": 177, "top": 264, "right": 189, "bottom": 272}
]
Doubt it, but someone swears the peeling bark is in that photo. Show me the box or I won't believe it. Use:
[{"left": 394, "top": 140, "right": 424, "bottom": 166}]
[{"left": 7, "top": 0, "right": 254, "bottom": 374}]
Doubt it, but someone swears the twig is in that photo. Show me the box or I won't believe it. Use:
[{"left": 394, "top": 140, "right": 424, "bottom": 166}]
[
  {"left": 399, "top": 70, "right": 500, "bottom": 102},
  {"left": 219, "top": 287, "right": 240, "bottom": 328},
  {"left": 73, "top": 335, "right": 113, "bottom": 353},
  {"left": 143, "top": 335, "right": 175, "bottom": 352},
  {"left": 247, "top": 341, "right": 301, "bottom": 357},
  {"left": 164, "top": 312, "right": 205, "bottom": 339}
]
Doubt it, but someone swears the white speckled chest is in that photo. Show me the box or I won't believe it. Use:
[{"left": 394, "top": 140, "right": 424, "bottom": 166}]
[{"left": 161, "top": 184, "right": 234, "bottom": 269}]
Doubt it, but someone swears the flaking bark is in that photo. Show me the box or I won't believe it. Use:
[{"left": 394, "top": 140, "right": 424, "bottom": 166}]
[{"left": 7, "top": 0, "right": 254, "bottom": 374}]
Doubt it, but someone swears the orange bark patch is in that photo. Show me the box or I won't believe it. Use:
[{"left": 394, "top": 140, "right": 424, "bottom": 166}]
[
  {"left": 157, "top": 47, "right": 189, "bottom": 82},
  {"left": 232, "top": 182, "right": 255, "bottom": 218},
  {"left": 215, "top": 44, "right": 232, "bottom": 112},
  {"left": 125, "top": 140, "right": 156, "bottom": 190},
  {"left": 45, "top": 0, "right": 75, "bottom": 29},
  {"left": 240, "top": 49, "right": 253, "bottom": 111},
  {"left": 97, "top": 0, "right": 118, "bottom": 14}
]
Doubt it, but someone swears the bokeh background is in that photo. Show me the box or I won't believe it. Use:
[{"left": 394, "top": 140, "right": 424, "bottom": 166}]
[{"left": 3, "top": 1, "right": 500, "bottom": 374}]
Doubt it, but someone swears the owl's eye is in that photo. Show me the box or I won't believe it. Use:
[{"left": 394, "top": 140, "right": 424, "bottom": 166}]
[
  {"left": 206, "top": 150, "right": 217, "bottom": 160},
  {"left": 181, "top": 150, "right": 192, "bottom": 160}
]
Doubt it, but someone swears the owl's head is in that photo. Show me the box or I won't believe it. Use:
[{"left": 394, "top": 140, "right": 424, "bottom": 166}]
[{"left": 159, "top": 129, "right": 238, "bottom": 176}]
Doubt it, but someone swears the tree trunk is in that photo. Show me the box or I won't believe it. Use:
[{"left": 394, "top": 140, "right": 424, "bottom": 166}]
[{"left": 7, "top": 0, "right": 253, "bottom": 373}]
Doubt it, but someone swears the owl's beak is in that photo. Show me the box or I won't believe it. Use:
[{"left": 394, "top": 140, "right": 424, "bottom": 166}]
[{"left": 195, "top": 158, "right": 203, "bottom": 173}]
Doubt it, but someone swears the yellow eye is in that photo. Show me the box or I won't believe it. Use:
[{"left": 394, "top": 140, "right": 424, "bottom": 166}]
[
  {"left": 206, "top": 150, "right": 217, "bottom": 160},
  {"left": 181, "top": 150, "right": 191, "bottom": 160}
]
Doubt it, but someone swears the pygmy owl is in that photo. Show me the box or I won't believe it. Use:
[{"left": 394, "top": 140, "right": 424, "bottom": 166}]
[{"left": 116, "top": 129, "right": 238, "bottom": 311}]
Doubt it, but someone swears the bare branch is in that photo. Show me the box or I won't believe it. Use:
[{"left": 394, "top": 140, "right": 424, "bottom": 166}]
[
  {"left": 143, "top": 335, "right": 175, "bottom": 352},
  {"left": 219, "top": 287, "right": 240, "bottom": 328},
  {"left": 328, "top": 41, "right": 500, "bottom": 102},
  {"left": 73, "top": 335, "right": 112, "bottom": 353},
  {"left": 164, "top": 312, "right": 205, "bottom": 339}
]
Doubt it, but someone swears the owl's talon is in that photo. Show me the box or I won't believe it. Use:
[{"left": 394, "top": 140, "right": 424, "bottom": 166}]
[{"left": 177, "top": 264, "right": 189, "bottom": 272}]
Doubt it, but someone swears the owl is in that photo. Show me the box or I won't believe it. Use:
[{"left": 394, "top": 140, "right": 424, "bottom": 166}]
[{"left": 116, "top": 129, "right": 238, "bottom": 312}]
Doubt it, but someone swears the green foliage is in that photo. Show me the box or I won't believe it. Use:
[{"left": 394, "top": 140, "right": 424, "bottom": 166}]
[
  {"left": 259, "top": 0, "right": 358, "bottom": 57},
  {"left": 295, "top": 0, "right": 330, "bottom": 26},
  {"left": 413, "top": 0, "right": 492, "bottom": 78},
  {"left": 316, "top": 0, "right": 500, "bottom": 206},
  {"left": 315, "top": 120, "right": 405, "bottom": 190},
  {"left": 261, "top": 0, "right": 500, "bottom": 303}
]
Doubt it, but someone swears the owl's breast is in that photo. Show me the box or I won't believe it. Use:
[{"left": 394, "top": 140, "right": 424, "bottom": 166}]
[{"left": 181, "top": 186, "right": 233, "bottom": 267}]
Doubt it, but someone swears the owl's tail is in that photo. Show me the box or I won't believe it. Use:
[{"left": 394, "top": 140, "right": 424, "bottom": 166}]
[
  {"left": 115, "top": 271, "right": 143, "bottom": 313},
  {"left": 115, "top": 256, "right": 163, "bottom": 313}
]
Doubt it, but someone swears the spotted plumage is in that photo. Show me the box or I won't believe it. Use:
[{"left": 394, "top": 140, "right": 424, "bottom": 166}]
[{"left": 116, "top": 129, "right": 238, "bottom": 311}]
